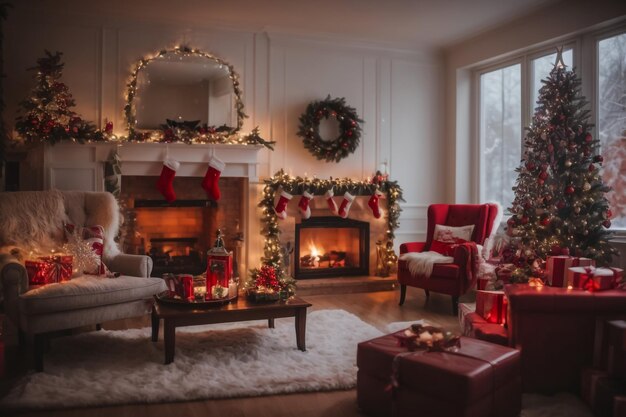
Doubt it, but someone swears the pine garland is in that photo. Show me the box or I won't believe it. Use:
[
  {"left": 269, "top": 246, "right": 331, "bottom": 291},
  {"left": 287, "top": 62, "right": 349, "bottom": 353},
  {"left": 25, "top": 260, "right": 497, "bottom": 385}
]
[
  {"left": 258, "top": 170, "right": 404, "bottom": 272},
  {"left": 297, "top": 95, "right": 363, "bottom": 163}
]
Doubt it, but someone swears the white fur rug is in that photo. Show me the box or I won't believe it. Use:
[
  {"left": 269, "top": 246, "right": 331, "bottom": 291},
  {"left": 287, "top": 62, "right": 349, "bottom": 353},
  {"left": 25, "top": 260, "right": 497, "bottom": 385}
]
[
  {"left": 399, "top": 251, "right": 453, "bottom": 277},
  {"left": 1, "top": 309, "right": 383, "bottom": 410}
]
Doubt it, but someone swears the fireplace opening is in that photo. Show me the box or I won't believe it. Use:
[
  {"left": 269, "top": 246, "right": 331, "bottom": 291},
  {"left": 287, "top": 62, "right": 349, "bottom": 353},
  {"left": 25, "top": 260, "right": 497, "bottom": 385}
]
[
  {"left": 120, "top": 176, "right": 245, "bottom": 277},
  {"left": 294, "top": 217, "right": 369, "bottom": 279}
]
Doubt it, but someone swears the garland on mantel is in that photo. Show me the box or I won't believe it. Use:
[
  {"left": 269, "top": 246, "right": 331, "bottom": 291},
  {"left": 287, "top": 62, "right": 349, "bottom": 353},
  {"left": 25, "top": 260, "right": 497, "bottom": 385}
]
[{"left": 258, "top": 169, "right": 404, "bottom": 272}]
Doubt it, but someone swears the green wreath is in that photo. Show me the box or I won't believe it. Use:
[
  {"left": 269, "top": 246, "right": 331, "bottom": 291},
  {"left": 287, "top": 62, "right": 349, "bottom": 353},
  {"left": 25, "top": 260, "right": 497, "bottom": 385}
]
[{"left": 297, "top": 95, "right": 363, "bottom": 163}]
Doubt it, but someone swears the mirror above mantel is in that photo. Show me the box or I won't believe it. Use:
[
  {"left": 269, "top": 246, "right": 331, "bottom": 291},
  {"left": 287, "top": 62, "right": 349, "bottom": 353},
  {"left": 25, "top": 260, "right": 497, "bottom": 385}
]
[{"left": 124, "top": 46, "right": 274, "bottom": 150}]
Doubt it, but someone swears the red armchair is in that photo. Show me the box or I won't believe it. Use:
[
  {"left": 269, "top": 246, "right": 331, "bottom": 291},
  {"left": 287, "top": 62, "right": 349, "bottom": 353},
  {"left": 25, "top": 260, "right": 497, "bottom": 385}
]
[{"left": 398, "top": 203, "right": 500, "bottom": 314}]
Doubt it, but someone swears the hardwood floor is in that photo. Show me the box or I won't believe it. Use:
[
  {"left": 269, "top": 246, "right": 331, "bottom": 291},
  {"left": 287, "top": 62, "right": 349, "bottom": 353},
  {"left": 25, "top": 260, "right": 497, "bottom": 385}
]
[{"left": 1, "top": 286, "right": 468, "bottom": 417}]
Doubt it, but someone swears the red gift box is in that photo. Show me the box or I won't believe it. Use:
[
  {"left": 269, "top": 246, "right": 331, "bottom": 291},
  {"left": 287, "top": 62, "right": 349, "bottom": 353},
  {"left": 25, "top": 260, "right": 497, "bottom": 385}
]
[
  {"left": 568, "top": 266, "right": 617, "bottom": 291},
  {"left": 475, "top": 290, "right": 507, "bottom": 325},
  {"left": 25, "top": 255, "right": 73, "bottom": 286},
  {"left": 607, "top": 320, "right": 626, "bottom": 379},
  {"left": 546, "top": 256, "right": 594, "bottom": 287}
]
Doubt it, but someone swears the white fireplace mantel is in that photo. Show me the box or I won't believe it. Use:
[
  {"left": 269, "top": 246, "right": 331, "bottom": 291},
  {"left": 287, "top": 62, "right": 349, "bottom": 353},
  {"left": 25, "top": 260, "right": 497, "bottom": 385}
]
[{"left": 39, "top": 142, "right": 265, "bottom": 192}]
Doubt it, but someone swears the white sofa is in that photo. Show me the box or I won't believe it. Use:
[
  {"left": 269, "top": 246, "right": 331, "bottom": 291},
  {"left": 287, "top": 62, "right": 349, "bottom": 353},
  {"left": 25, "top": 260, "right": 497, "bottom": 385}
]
[{"left": 0, "top": 190, "right": 166, "bottom": 371}]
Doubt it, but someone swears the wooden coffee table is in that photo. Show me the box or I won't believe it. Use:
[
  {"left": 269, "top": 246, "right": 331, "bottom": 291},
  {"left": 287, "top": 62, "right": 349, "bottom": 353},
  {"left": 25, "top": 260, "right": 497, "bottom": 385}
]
[{"left": 151, "top": 296, "right": 312, "bottom": 364}]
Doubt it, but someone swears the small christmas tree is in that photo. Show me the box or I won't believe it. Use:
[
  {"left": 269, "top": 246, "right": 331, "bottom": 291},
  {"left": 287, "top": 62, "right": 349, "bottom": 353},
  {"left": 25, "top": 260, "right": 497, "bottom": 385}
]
[
  {"left": 507, "top": 48, "right": 617, "bottom": 280},
  {"left": 15, "top": 50, "right": 105, "bottom": 144}
]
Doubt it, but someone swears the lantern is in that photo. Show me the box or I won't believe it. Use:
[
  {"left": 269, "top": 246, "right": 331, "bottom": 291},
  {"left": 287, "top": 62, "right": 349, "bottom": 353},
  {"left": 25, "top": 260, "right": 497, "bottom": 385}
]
[{"left": 206, "top": 229, "right": 232, "bottom": 300}]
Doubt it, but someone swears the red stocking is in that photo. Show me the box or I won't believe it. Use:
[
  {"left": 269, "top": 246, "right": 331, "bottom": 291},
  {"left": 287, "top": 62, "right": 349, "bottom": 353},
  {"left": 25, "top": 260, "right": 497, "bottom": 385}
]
[
  {"left": 156, "top": 158, "right": 179, "bottom": 203},
  {"left": 325, "top": 188, "right": 338, "bottom": 215},
  {"left": 338, "top": 192, "right": 355, "bottom": 219},
  {"left": 202, "top": 156, "right": 225, "bottom": 201},
  {"left": 298, "top": 191, "right": 314, "bottom": 219},
  {"left": 274, "top": 190, "right": 293, "bottom": 220},
  {"left": 368, "top": 189, "right": 384, "bottom": 219}
]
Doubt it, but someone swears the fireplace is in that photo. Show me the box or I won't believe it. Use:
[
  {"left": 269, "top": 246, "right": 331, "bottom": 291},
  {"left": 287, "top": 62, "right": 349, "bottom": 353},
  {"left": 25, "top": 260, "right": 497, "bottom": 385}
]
[
  {"left": 120, "top": 176, "right": 245, "bottom": 277},
  {"left": 294, "top": 217, "right": 369, "bottom": 279}
]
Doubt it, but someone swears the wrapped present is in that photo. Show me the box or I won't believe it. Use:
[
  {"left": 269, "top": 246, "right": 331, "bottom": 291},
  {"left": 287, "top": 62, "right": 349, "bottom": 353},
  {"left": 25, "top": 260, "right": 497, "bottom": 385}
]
[
  {"left": 607, "top": 321, "right": 626, "bottom": 379},
  {"left": 545, "top": 255, "right": 595, "bottom": 287},
  {"left": 163, "top": 274, "right": 194, "bottom": 300},
  {"left": 611, "top": 267, "right": 624, "bottom": 286},
  {"left": 568, "top": 266, "right": 617, "bottom": 291},
  {"left": 475, "top": 290, "right": 507, "bottom": 325},
  {"left": 25, "top": 255, "right": 73, "bottom": 286}
]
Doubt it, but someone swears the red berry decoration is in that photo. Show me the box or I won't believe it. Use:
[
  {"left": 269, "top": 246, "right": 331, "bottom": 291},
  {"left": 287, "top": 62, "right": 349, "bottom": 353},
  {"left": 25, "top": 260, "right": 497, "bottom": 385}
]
[
  {"left": 521, "top": 216, "right": 529, "bottom": 225},
  {"left": 539, "top": 171, "right": 548, "bottom": 180},
  {"left": 588, "top": 163, "right": 595, "bottom": 172},
  {"left": 537, "top": 178, "right": 545, "bottom": 185},
  {"left": 541, "top": 217, "right": 551, "bottom": 226},
  {"left": 507, "top": 217, "right": 516, "bottom": 227},
  {"left": 593, "top": 155, "right": 604, "bottom": 163},
  {"left": 607, "top": 209, "right": 613, "bottom": 219},
  {"left": 526, "top": 162, "right": 535, "bottom": 171},
  {"left": 585, "top": 133, "right": 592, "bottom": 143},
  {"left": 565, "top": 185, "right": 575, "bottom": 194},
  {"left": 603, "top": 220, "right": 611, "bottom": 228}
]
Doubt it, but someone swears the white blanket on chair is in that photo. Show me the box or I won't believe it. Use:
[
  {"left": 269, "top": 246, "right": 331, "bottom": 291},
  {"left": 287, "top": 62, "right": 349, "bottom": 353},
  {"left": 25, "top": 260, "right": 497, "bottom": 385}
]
[{"left": 399, "top": 251, "right": 454, "bottom": 277}]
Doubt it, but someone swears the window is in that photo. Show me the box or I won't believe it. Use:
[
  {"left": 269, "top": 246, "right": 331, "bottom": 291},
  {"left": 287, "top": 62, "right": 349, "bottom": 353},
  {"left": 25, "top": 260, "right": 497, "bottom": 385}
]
[
  {"left": 598, "top": 32, "right": 626, "bottom": 229},
  {"left": 478, "top": 50, "right": 573, "bottom": 213},
  {"left": 479, "top": 64, "right": 521, "bottom": 210},
  {"left": 531, "top": 49, "right": 573, "bottom": 111}
]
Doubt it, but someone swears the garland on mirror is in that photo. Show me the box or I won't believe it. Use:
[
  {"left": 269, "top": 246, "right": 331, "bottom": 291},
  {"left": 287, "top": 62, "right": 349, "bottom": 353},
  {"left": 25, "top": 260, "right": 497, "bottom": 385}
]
[
  {"left": 258, "top": 169, "right": 403, "bottom": 272},
  {"left": 14, "top": 51, "right": 110, "bottom": 145},
  {"left": 123, "top": 45, "right": 274, "bottom": 150},
  {"left": 297, "top": 95, "right": 363, "bottom": 163}
]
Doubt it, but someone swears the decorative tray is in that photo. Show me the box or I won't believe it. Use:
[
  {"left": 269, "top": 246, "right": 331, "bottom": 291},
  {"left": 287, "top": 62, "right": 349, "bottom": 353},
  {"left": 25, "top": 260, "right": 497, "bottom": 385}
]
[{"left": 156, "top": 291, "right": 237, "bottom": 308}]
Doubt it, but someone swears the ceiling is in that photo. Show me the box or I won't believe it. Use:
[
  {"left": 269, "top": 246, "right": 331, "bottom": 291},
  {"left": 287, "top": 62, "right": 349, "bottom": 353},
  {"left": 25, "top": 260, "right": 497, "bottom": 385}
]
[{"left": 17, "top": 0, "right": 559, "bottom": 50}]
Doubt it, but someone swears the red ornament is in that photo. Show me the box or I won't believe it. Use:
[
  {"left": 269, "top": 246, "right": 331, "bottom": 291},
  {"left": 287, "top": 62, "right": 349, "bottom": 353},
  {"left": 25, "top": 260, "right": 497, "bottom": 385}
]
[
  {"left": 346, "top": 130, "right": 353, "bottom": 137},
  {"left": 585, "top": 133, "right": 593, "bottom": 143},
  {"left": 539, "top": 171, "right": 548, "bottom": 180},
  {"left": 537, "top": 178, "right": 545, "bottom": 186},
  {"left": 541, "top": 217, "right": 551, "bottom": 226},
  {"left": 556, "top": 201, "right": 565, "bottom": 210},
  {"left": 105, "top": 121, "right": 114, "bottom": 134},
  {"left": 603, "top": 220, "right": 612, "bottom": 228},
  {"left": 607, "top": 209, "right": 613, "bottom": 219},
  {"left": 588, "top": 164, "right": 595, "bottom": 172},
  {"left": 526, "top": 162, "right": 535, "bottom": 171},
  {"left": 507, "top": 217, "right": 516, "bottom": 227},
  {"left": 521, "top": 216, "right": 529, "bottom": 225},
  {"left": 565, "top": 185, "right": 575, "bottom": 194},
  {"left": 593, "top": 155, "right": 604, "bottom": 163}
]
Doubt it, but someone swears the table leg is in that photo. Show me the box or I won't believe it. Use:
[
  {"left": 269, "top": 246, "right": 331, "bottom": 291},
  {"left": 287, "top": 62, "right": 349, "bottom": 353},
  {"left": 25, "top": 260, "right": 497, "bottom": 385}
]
[
  {"left": 164, "top": 321, "right": 176, "bottom": 364},
  {"left": 295, "top": 308, "right": 307, "bottom": 351},
  {"left": 151, "top": 307, "right": 159, "bottom": 342},
  {"left": 268, "top": 318, "right": 275, "bottom": 328}
]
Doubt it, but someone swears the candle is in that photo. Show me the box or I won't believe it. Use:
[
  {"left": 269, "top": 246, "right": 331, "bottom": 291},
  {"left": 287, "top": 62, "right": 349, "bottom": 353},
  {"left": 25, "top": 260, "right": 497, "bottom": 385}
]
[{"left": 228, "top": 279, "right": 238, "bottom": 299}]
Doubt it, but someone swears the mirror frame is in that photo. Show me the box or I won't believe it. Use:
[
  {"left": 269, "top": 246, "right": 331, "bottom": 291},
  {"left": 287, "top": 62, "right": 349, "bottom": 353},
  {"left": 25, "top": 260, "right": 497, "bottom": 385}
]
[{"left": 124, "top": 45, "right": 247, "bottom": 144}]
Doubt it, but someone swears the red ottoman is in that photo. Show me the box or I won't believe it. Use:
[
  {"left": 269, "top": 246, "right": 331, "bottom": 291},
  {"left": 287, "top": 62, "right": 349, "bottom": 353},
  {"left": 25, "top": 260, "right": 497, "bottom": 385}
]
[{"left": 357, "top": 333, "right": 521, "bottom": 417}]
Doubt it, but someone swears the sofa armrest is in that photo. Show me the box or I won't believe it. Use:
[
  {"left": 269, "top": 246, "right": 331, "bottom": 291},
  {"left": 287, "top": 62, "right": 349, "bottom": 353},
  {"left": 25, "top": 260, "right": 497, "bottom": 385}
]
[
  {"left": 106, "top": 253, "right": 153, "bottom": 278},
  {"left": 400, "top": 242, "right": 426, "bottom": 254},
  {"left": 0, "top": 254, "right": 28, "bottom": 327}
]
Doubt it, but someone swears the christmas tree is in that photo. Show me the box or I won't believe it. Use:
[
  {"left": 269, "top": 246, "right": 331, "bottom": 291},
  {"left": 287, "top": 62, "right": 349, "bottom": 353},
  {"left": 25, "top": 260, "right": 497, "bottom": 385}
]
[
  {"left": 507, "top": 48, "right": 616, "bottom": 280},
  {"left": 15, "top": 50, "right": 105, "bottom": 144}
]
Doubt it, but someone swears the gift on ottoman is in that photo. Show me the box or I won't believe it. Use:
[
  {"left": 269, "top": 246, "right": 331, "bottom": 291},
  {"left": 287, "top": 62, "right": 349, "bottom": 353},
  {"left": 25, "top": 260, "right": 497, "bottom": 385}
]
[
  {"left": 25, "top": 255, "right": 73, "bottom": 286},
  {"left": 567, "top": 267, "right": 617, "bottom": 291},
  {"left": 463, "top": 312, "right": 509, "bottom": 346},
  {"left": 357, "top": 333, "right": 521, "bottom": 417},
  {"left": 475, "top": 290, "right": 507, "bottom": 325},
  {"left": 545, "top": 255, "right": 594, "bottom": 287}
]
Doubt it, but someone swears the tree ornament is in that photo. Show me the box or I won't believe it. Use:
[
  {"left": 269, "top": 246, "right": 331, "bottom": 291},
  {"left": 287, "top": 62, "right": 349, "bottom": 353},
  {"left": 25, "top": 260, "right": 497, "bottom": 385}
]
[
  {"left": 565, "top": 160, "right": 572, "bottom": 168},
  {"left": 582, "top": 182, "right": 591, "bottom": 192},
  {"left": 541, "top": 217, "right": 551, "bottom": 226},
  {"left": 593, "top": 155, "right": 604, "bottom": 163},
  {"left": 565, "top": 185, "right": 575, "bottom": 194},
  {"left": 297, "top": 95, "right": 363, "bottom": 163},
  {"left": 603, "top": 220, "right": 612, "bottom": 228},
  {"left": 585, "top": 133, "right": 593, "bottom": 143}
]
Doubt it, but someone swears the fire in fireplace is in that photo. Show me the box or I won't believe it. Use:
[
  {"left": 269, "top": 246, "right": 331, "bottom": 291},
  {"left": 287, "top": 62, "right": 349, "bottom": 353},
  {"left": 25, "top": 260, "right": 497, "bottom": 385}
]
[{"left": 294, "top": 217, "right": 369, "bottom": 279}]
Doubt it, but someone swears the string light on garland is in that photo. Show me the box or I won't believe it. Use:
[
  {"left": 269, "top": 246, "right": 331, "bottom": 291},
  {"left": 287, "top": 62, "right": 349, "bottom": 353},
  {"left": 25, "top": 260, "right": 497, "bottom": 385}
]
[
  {"left": 297, "top": 95, "right": 363, "bottom": 162},
  {"left": 123, "top": 45, "right": 274, "bottom": 149},
  {"left": 258, "top": 169, "right": 404, "bottom": 273}
]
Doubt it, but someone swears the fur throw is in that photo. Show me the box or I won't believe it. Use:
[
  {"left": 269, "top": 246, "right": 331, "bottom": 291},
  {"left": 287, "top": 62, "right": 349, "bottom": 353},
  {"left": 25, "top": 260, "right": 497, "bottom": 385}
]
[
  {"left": 0, "top": 190, "right": 120, "bottom": 259},
  {"left": 399, "top": 251, "right": 453, "bottom": 277}
]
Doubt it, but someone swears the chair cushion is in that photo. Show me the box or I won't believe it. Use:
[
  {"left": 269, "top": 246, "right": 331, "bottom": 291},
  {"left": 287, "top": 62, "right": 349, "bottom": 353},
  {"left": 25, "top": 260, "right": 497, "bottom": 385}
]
[
  {"left": 432, "top": 263, "right": 460, "bottom": 279},
  {"left": 19, "top": 276, "right": 166, "bottom": 315}
]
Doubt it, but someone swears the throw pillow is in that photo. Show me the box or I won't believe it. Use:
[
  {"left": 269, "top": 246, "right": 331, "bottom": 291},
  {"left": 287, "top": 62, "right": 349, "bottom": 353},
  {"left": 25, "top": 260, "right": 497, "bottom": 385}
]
[
  {"left": 64, "top": 223, "right": 111, "bottom": 276},
  {"left": 433, "top": 224, "right": 474, "bottom": 243}
]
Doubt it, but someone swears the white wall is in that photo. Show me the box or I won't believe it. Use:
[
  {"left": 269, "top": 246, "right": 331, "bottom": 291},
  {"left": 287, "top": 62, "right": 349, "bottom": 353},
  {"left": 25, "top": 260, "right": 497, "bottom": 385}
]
[{"left": 5, "top": 5, "right": 444, "bottom": 255}]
